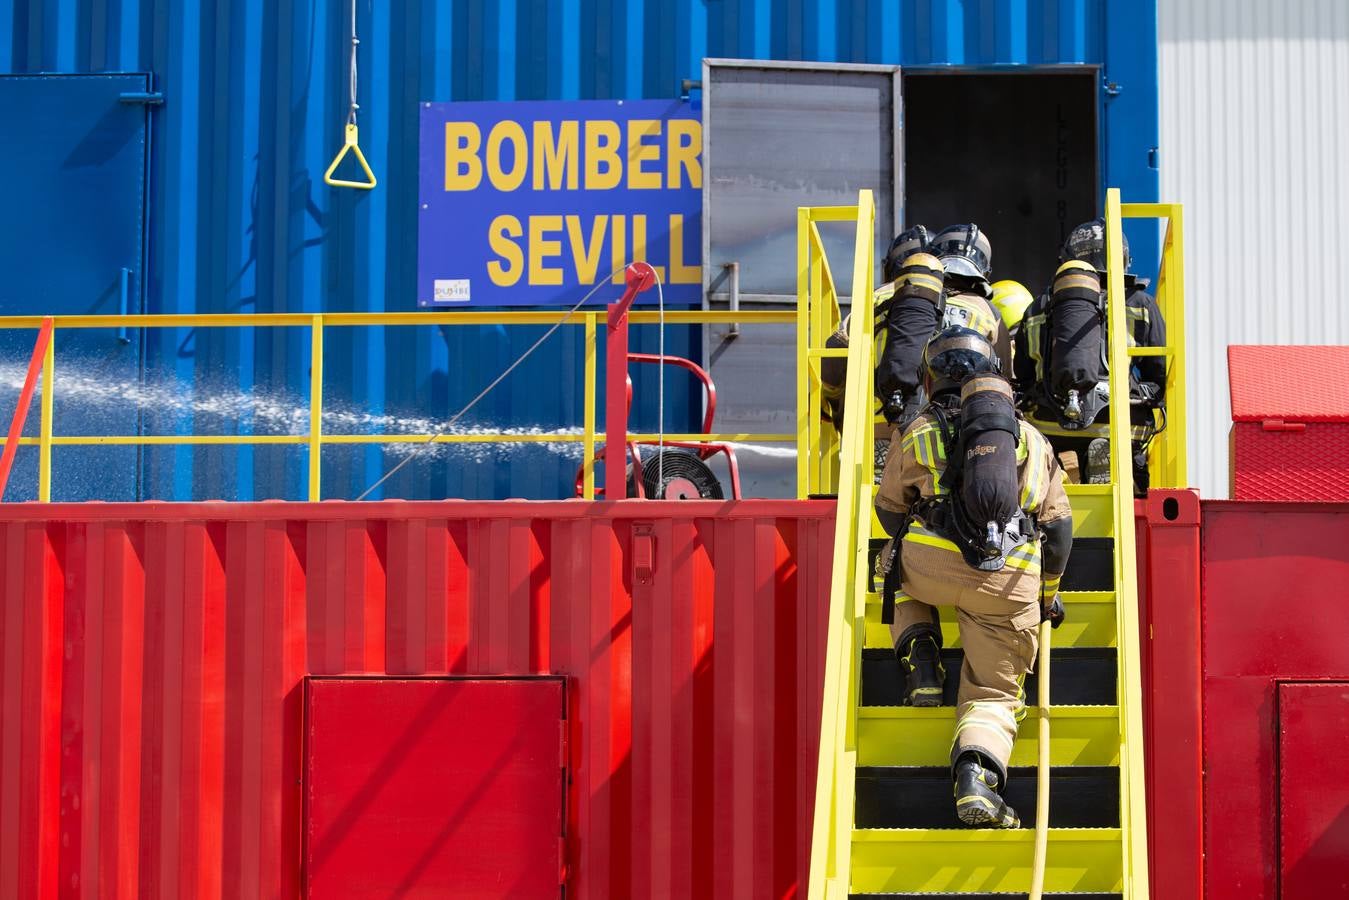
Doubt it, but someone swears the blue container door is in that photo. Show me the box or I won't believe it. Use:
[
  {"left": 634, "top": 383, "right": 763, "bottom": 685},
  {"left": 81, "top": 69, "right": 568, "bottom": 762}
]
[{"left": 0, "top": 74, "right": 150, "bottom": 501}]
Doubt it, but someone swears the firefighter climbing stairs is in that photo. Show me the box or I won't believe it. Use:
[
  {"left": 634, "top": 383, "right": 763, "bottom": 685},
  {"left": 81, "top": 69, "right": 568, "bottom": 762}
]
[
  {"left": 846, "top": 484, "right": 1125, "bottom": 897},
  {"left": 804, "top": 190, "right": 1185, "bottom": 900}
]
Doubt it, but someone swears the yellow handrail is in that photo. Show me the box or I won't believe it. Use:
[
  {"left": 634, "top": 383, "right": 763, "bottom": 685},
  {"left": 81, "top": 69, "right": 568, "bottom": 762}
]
[
  {"left": 1120, "top": 202, "right": 1188, "bottom": 490},
  {"left": 1105, "top": 188, "right": 1152, "bottom": 899},
  {"left": 795, "top": 209, "right": 849, "bottom": 499},
  {"left": 806, "top": 190, "right": 875, "bottom": 899},
  {"left": 0, "top": 308, "right": 797, "bottom": 502}
]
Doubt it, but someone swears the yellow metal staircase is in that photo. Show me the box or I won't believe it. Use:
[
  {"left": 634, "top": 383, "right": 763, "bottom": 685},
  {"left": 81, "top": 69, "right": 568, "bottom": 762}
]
[{"left": 803, "top": 191, "right": 1187, "bottom": 900}]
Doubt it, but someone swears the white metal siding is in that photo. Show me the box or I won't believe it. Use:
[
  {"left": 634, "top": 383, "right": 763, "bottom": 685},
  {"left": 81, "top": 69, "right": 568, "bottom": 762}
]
[{"left": 1159, "top": 0, "right": 1349, "bottom": 497}]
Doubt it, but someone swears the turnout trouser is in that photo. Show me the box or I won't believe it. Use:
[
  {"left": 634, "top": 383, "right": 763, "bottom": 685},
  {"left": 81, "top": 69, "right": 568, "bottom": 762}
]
[{"left": 889, "top": 540, "right": 1040, "bottom": 779}]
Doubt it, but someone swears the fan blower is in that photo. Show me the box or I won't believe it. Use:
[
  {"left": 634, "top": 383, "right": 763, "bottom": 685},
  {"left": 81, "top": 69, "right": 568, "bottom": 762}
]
[{"left": 628, "top": 448, "right": 724, "bottom": 499}]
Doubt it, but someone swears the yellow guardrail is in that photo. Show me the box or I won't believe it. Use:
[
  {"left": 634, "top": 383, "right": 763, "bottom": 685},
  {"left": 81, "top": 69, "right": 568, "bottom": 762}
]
[
  {"left": 806, "top": 190, "right": 875, "bottom": 899},
  {"left": 1105, "top": 188, "right": 1153, "bottom": 898},
  {"left": 1, "top": 309, "right": 798, "bottom": 501},
  {"left": 1120, "top": 202, "right": 1187, "bottom": 491}
]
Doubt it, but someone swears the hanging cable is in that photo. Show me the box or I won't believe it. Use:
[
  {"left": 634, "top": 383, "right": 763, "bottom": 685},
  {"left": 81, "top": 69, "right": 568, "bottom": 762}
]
[
  {"left": 346, "top": 0, "right": 359, "bottom": 127},
  {"left": 354, "top": 272, "right": 628, "bottom": 501},
  {"left": 323, "top": 0, "right": 377, "bottom": 189}
]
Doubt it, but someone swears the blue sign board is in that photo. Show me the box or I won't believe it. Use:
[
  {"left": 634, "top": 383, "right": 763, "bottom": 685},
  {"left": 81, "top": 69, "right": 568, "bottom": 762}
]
[{"left": 418, "top": 99, "right": 702, "bottom": 308}]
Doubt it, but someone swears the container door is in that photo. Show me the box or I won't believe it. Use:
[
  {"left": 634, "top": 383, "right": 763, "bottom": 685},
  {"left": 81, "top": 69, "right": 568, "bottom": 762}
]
[
  {"left": 700, "top": 60, "right": 901, "bottom": 496},
  {"left": 1278, "top": 681, "right": 1349, "bottom": 899},
  {"left": 305, "top": 677, "right": 566, "bottom": 899},
  {"left": 0, "top": 74, "right": 151, "bottom": 500}
]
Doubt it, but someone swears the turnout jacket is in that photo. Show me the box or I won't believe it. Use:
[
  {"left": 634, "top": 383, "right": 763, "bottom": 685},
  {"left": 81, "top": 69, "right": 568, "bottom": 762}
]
[{"left": 875, "top": 407, "right": 1072, "bottom": 618}]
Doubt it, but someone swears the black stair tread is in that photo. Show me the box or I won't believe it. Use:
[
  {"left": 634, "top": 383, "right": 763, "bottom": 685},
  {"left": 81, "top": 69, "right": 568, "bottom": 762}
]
[
  {"left": 860, "top": 647, "right": 1116, "bottom": 707},
  {"left": 1061, "top": 537, "right": 1113, "bottom": 592},
  {"left": 855, "top": 766, "right": 1119, "bottom": 830},
  {"left": 847, "top": 895, "right": 1122, "bottom": 900},
  {"left": 867, "top": 537, "right": 1113, "bottom": 593}
]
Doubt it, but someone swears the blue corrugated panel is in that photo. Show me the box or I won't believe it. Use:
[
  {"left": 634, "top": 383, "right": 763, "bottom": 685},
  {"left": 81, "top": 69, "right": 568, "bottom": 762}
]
[{"left": 0, "top": 0, "right": 1157, "bottom": 500}]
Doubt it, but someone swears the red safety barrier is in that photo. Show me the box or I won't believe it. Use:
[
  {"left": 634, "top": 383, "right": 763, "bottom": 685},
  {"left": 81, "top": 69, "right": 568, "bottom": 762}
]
[
  {"left": 0, "top": 498, "right": 834, "bottom": 899},
  {"left": 1135, "top": 490, "right": 1203, "bottom": 900}
]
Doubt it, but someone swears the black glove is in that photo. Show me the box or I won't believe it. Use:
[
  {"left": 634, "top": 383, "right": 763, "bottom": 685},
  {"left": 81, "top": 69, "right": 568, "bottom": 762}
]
[
  {"left": 1131, "top": 381, "right": 1162, "bottom": 406},
  {"left": 1041, "top": 593, "right": 1065, "bottom": 629},
  {"left": 882, "top": 390, "right": 908, "bottom": 426}
]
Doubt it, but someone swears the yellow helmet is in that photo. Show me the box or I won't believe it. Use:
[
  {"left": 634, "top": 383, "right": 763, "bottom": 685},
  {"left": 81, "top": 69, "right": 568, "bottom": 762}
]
[{"left": 989, "top": 279, "right": 1034, "bottom": 331}]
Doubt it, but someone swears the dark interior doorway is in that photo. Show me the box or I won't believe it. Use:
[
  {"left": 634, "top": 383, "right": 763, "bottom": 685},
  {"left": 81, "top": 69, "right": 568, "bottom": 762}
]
[{"left": 902, "top": 69, "right": 1099, "bottom": 296}]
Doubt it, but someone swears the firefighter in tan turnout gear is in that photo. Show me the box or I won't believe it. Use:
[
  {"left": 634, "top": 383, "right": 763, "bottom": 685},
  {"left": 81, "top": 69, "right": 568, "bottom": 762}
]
[{"left": 875, "top": 326, "right": 1073, "bottom": 828}]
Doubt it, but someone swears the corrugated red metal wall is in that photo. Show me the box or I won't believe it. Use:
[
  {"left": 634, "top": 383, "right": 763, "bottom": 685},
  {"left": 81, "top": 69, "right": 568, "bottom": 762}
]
[
  {"left": 1200, "top": 501, "right": 1349, "bottom": 899},
  {"left": 0, "top": 499, "right": 835, "bottom": 899}
]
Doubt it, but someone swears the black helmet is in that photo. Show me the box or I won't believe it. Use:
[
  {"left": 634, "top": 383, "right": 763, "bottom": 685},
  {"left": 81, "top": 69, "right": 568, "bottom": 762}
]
[
  {"left": 931, "top": 224, "right": 992, "bottom": 280},
  {"left": 1061, "top": 218, "right": 1131, "bottom": 273},
  {"left": 923, "top": 326, "right": 999, "bottom": 395},
  {"left": 882, "top": 224, "right": 932, "bottom": 283}
]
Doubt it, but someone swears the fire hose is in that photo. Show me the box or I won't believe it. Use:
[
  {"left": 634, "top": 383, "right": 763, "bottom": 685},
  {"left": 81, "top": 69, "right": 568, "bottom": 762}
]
[{"left": 1029, "top": 618, "right": 1051, "bottom": 900}]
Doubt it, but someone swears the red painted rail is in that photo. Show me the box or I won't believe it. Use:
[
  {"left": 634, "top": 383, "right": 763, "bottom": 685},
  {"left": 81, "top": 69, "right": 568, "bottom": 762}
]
[
  {"left": 0, "top": 317, "right": 53, "bottom": 500},
  {"left": 0, "top": 498, "right": 834, "bottom": 899}
]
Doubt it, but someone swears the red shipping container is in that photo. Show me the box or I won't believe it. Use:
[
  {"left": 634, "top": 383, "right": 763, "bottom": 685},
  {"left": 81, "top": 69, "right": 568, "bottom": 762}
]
[
  {"left": 1228, "top": 345, "right": 1349, "bottom": 500},
  {"left": 0, "top": 499, "right": 835, "bottom": 899}
]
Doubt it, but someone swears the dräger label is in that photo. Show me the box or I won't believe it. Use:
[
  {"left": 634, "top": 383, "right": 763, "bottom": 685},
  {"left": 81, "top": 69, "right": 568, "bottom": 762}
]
[{"left": 432, "top": 279, "right": 471, "bottom": 303}]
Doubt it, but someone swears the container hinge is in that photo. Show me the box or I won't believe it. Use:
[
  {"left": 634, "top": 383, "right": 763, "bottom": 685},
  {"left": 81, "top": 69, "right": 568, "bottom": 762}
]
[
  {"left": 1261, "top": 419, "right": 1306, "bottom": 433},
  {"left": 1104, "top": 81, "right": 1123, "bottom": 97},
  {"left": 119, "top": 91, "right": 165, "bottom": 106},
  {"left": 1148, "top": 147, "right": 1160, "bottom": 170}
]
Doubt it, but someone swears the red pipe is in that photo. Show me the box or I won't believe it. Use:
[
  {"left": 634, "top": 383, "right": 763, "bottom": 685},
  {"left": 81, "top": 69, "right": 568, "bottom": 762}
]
[
  {"left": 0, "top": 317, "right": 54, "bottom": 500},
  {"left": 627, "top": 353, "right": 718, "bottom": 447},
  {"left": 604, "top": 263, "right": 656, "bottom": 500}
]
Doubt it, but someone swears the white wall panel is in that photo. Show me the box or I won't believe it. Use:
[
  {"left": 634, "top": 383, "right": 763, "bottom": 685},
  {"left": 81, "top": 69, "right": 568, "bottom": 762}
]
[{"left": 1159, "top": 0, "right": 1349, "bottom": 497}]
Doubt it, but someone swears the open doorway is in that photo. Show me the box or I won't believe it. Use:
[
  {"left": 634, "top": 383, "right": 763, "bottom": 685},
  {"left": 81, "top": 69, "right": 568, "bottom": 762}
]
[{"left": 902, "top": 69, "right": 1099, "bottom": 296}]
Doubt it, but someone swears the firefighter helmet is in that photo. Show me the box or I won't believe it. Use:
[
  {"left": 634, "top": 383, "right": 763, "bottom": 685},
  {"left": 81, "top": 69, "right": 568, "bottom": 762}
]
[
  {"left": 989, "top": 279, "right": 1034, "bottom": 332},
  {"left": 1060, "top": 218, "right": 1131, "bottom": 273},
  {"left": 923, "top": 326, "right": 999, "bottom": 395},
  {"left": 931, "top": 224, "right": 992, "bottom": 280},
  {"left": 883, "top": 224, "right": 933, "bottom": 283}
]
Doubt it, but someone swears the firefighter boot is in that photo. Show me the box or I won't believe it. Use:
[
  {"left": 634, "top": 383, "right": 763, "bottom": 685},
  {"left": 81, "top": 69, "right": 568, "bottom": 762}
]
[
  {"left": 1085, "top": 437, "right": 1111, "bottom": 484},
  {"left": 895, "top": 631, "right": 945, "bottom": 708},
  {"left": 953, "top": 751, "right": 1020, "bottom": 828}
]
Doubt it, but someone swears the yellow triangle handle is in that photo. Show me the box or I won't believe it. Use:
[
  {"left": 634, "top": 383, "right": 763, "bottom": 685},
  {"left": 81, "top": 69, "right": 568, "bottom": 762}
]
[{"left": 324, "top": 123, "right": 377, "bottom": 190}]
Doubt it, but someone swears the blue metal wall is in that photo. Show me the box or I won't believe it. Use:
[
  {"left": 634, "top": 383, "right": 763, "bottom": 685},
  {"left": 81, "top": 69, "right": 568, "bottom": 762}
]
[{"left": 0, "top": 0, "right": 1158, "bottom": 501}]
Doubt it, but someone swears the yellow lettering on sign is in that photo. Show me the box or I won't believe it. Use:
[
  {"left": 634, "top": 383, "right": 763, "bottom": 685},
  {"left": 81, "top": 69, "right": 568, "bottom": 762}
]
[
  {"left": 443, "top": 122, "right": 483, "bottom": 191},
  {"left": 610, "top": 215, "right": 626, "bottom": 284},
  {"left": 532, "top": 120, "right": 579, "bottom": 190},
  {"left": 487, "top": 215, "right": 524, "bottom": 286},
  {"left": 630, "top": 214, "right": 665, "bottom": 282},
  {"left": 667, "top": 119, "right": 701, "bottom": 189},
  {"left": 567, "top": 215, "right": 608, "bottom": 285},
  {"left": 626, "top": 119, "right": 661, "bottom": 190},
  {"left": 668, "top": 214, "right": 700, "bottom": 284},
  {"left": 529, "top": 215, "right": 565, "bottom": 285},
  {"left": 585, "top": 121, "right": 622, "bottom": 190},
  {"left": 486, "top": 120, "right": 528, "bottom": 191}
]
